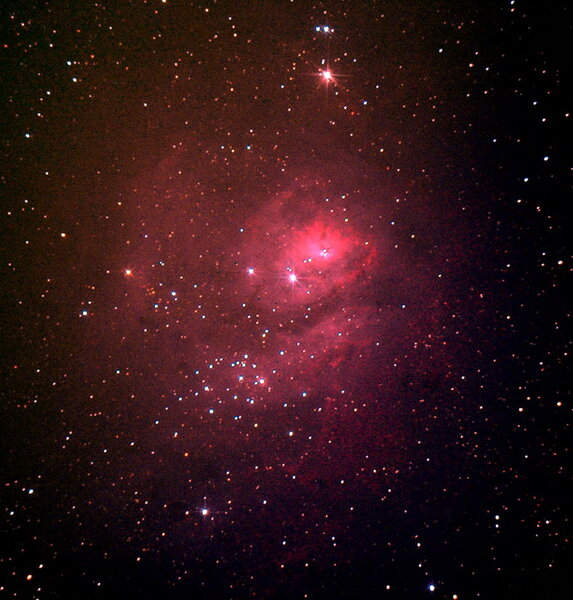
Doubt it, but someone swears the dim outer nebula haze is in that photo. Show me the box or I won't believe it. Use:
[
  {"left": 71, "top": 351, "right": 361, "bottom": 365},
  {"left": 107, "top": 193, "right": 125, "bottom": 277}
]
[{"left": 1, "top": 2, "right": 571, "bottom": 599}]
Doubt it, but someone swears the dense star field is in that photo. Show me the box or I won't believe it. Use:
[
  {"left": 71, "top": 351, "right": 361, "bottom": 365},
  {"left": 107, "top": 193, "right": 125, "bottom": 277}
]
[{"left": 1, "top": 1, "right": 571, "bottom": 598}]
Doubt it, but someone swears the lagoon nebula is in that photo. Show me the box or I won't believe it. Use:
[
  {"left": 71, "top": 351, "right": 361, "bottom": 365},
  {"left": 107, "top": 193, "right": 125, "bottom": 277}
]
[{"left": 2, "top": 2, "right": 571, "bottom": 599}]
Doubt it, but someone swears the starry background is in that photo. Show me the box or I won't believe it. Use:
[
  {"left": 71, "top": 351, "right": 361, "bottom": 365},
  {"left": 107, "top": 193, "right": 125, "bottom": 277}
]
[{"left": 1, "top": 1, "right": 571, "bottom": 598}]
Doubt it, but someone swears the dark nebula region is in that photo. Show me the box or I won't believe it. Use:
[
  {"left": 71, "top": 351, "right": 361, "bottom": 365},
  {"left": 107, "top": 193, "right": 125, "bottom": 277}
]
[{"left": 1, "top": 2, "right": 571, "bottom": 599}]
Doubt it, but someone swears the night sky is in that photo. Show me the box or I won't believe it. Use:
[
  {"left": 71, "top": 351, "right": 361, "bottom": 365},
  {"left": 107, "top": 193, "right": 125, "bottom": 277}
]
[{"left": 1, "top": 1, "right": 572, "bottom": 598}]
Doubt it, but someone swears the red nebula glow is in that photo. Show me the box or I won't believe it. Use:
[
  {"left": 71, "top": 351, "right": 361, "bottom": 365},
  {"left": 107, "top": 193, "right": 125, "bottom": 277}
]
[{"left": 279, "top": 218, "right": 376, "bottom": 300}]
